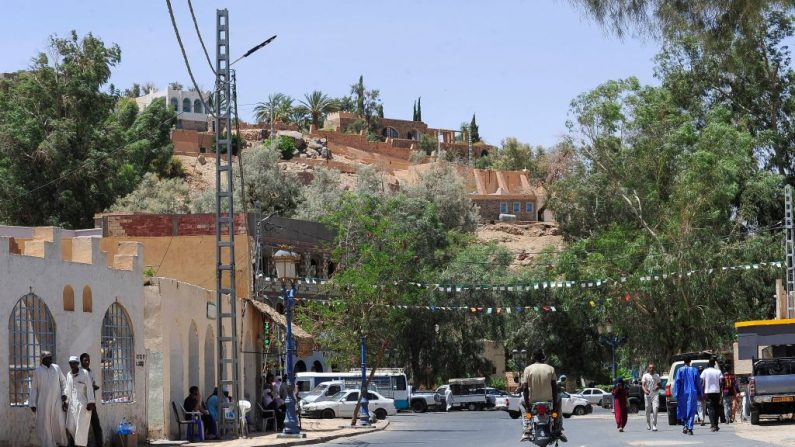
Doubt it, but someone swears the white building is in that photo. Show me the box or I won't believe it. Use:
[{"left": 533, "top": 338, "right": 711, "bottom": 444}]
[
  {"left": 0, "top": 228, "right": 146, "bottom": 446},
  {"left": 134, "top": 87, "right": 210, "bottom": 131}
]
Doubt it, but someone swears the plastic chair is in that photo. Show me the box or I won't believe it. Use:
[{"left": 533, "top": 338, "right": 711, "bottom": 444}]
[
  {"left": 239, "top": 400, "right": 251, "bottom": 438},
  {"left": 171, "top": 401, "right": 203, "bottom": 441},
  {"left": 256, "top": 402, "right": 277, "bottom": 433}
]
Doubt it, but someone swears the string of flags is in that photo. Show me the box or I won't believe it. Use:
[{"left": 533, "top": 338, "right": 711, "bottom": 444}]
[
  {"left": 293, "top": 296, "right": 559, "bottom": 314},
  {"left": 261, "top": 260, "right": 784, "bottom": 292}
]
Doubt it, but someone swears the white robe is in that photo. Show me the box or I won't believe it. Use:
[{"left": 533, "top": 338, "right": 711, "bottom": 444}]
[
  {"left": 65, "top": 368, "right": 95, "bottom": 447},
  {"left": 29, "top": 364, "right": 68, "bottom": 447},
  {"left": 445, "top": 388, "right": 454, "bottom": 411}
]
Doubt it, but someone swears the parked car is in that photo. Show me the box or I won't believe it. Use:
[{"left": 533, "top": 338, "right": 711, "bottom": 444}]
[
  {"left": 560, "top": 392, "right": 593, "bottom": 417},
  {"left": 476, "top": 387, "right": 512, "bottom": 408},
  {"left": 572, "top": 388, "right": 611, "bottom": 407},
  {"left": 301, "top": 389, "right": 396, "bottom": 420},
  {"left": 665, "top": 351, "right": 721, "bottom": 425},
  {"left": 748, "top": 357, "right": 795, "bottom": 424},
  {"left": 658, "top": 375, "right": 668, "bottom": 412},
  {"left": 435, "top": 378, "right": 490, "bottom": 411}
]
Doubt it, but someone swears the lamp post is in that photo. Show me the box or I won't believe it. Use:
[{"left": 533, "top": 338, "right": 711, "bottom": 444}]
[
  {"left": 273, "top": 248, "right": 305, "bottom": 438},
  {"left": 357, "top": 333, "right": 371, "bottom": 427},
  {"left": 597, "top": 322, "right": 626, "bottom": 380}
]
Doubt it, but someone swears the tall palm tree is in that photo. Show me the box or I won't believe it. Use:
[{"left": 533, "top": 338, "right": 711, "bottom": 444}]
[{"left": 298, "top": 90, "right": 339, "bottom": 130}]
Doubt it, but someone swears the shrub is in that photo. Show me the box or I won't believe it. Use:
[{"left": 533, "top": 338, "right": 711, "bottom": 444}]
[
  {"left": 488, "top": 377, "right": 507, "bottom": 390},
  {"left": 277, "top": 135, "right": 295, "bottom": 160}
]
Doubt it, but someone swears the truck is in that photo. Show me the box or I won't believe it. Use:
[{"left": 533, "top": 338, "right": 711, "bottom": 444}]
[
  {"left": 748, "top": 357, "right": 795, "bottom": 425},
  {"left": 408, "top": 378, "right": 489, "bottom": 412}
]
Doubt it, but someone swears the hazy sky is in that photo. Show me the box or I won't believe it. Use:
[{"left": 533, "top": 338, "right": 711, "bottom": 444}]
[{"left": 1, "top": 0, "right": 659, "bottom": 147}]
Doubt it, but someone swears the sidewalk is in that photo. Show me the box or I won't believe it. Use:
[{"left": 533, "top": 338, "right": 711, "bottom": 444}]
[
  {"left": 163, "top": 419, "right": 390, "bottom": 447},
  {"left": 733, "top": 416, "right": 795, "bottom": 446}
]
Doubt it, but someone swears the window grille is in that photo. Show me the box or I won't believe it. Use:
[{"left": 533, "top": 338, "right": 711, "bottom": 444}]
[
  {"left": 500, "top": 202, "right": 508, "bottom": 214},
  {"left": 182, "top": 98, "right": 192, "bottom": 113},
  {"left": 9, "top": 293, "right": 56, "bottom": 407},
  {"left": 101, "top": 303, "right": 134, "bottom": 403},
  {"left": 513, "top": 202, "right": 521, "bottom": 214},
  {"left": 526, "top": 202, "right": 534, "bottom": 213}
]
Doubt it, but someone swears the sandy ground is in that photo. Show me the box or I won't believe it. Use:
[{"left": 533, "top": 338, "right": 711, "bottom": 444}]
[{"left": 476, "top": 222, "right": 564, "bottom": 267}]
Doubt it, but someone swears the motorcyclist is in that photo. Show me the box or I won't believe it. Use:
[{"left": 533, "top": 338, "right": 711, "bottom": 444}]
[{"left": 520, "top": 349, "right": 567, "bottom": 443}]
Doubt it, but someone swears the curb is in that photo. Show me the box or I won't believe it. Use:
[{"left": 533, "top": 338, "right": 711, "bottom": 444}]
[{"left": 255, "top": 419, "right": 390, "bottom": 447}]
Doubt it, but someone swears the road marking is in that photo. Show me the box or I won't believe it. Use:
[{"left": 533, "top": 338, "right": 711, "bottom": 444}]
[{"left": 626, "top": 441, "right": 703, "bottom": 446}]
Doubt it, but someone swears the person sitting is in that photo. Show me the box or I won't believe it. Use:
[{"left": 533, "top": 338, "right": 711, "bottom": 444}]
[
  {"left": 206, "top": 386, "right": 232, "bottom": 431},
  {"left": 261, "top": 373, "right": 283, "bottom": 430},
  {"left": 184, "top": 386, "right": 217, "bottom": 440}
]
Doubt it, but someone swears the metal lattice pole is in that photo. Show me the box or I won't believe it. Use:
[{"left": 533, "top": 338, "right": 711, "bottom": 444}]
[
  {"left": 785, "top": 185, "right": 794, "bottom": 318},
  {"left": 214, "top": 8, "right": 241, "bottom": 438}
]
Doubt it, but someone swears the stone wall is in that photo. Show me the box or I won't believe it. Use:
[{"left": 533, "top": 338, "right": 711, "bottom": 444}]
[
  {"left": 0, "top": 228, "right": 146, "bottom": 446},
  {"left": 171, "top": 129, "right": 215, "bottom": 155},
  {"left": 475, "top": 198, "right": 539, "bottom": 222},
  {"left": 311, "top": 130, "right": 413, "bottom": 160}
]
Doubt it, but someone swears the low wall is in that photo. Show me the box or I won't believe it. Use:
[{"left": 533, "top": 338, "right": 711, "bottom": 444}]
[
  {"left": 310, "top": 130, "right": 413, "bottom": 160},
  {"left": 171, "top": 129, "right": 215, "bottom": 156}
]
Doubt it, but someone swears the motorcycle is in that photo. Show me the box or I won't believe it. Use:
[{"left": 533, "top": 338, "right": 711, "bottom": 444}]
[{"left": 523, "top": 401, "right": 561, "bottom": 447}]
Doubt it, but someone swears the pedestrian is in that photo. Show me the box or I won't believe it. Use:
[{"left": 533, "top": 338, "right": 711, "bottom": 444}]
[
  {"left": 721, "top": 364, "right": 740, "bottom": 423},
  {"left": 641, "top": 363, "right": 660, "bottom": 431},
  {"left": 29, "top": 351, "right": 69, "bottom": 447},
  {"left": 65, "top": 356, "right": 96, "bottom": 447},
  {"left": 674, "top": 358, "right": 702, "bottom": 435},
  {"left": 444, "top": 385, "right": 454, "bottom": 412},
  {"left": 701, "top": 358, "right": 723, "bottom": 432},
  {"left": 79, "top": 354, "right": 102, "bottom": 447},
  {"left": 612, "top": 378, "right": 629, "bottom": 432},
  {"left": 696, "top": 366, "right": 706, "bottom": 426}
]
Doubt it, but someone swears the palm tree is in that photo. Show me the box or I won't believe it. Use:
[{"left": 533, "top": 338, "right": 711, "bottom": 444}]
[
  {"left": 298, "top": 90, "right": 339, "bottom": 130},
  {"left": 253, "top": 93, "right": 290, "bottom": 124}
]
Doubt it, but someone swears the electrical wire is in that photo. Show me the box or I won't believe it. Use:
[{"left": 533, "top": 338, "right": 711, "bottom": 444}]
[
  {"left": 187, "top": 0, "right": 215, "bottom": 75},
  {"left": 165, "top": 0, "right": 214, "bottom": 118}
]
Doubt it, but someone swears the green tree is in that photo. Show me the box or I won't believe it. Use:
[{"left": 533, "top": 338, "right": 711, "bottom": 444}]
[
  {"left": 109, "top": 172, "right": 192, "bottom": 214},
  {"left": 254, "top": 93, "right": 292, "bottom": 124},
  {"left": 417, "top": 97, "right": 422, "bottom": 122},
  {"left": 298, "top": 90, "right": 338, "bottom": 130},
  {"left": 470, "top": 114, "right": 481, "bottom": 143},
  {"left": 403, "top": 162, "right": 480, "bottom": 232},
  {"left": 0, "top": 31, "right": 179, "bottom": 228},
  {"left": 294, "top": 167, "right": 344, "bottom": 221},
  {"left": 352, "top": 75, "right": 365, "bottom": 116}
]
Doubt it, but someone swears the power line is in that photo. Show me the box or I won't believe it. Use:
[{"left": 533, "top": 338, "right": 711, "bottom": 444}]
[
  {"left": 164, "top": 0, "right": 214, "bottom": 118},
  {"left": 187, "top": 0, "right": 215, "bottom": 75}
]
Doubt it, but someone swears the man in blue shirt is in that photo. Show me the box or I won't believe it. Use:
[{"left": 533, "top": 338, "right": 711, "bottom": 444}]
[{"left": 675, "top": 358, "right": 703, "bottom": 435}]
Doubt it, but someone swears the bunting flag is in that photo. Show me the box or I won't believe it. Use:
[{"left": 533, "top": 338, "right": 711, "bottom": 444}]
[{"left": 259, "top": 261, "right": 783, "bottom": 294}]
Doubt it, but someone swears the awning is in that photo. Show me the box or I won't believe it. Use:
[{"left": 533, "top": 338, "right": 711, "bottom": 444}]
[
  {"left": 735, "top": 318, "right": 795, "bottom": 359},
  {"left": 245, "top": 298, "right": 315, "bottom": 357}
]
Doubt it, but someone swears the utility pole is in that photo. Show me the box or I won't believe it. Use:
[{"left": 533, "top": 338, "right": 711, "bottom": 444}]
[
  {"left": 785, "top": 185, "right": 794, "bottom": 318},
  {"left": 467, "top": 125, "right": 473, "bottom": 165},
  {"left": 214, "top": 8, "right": 241, "bottom": 438}
]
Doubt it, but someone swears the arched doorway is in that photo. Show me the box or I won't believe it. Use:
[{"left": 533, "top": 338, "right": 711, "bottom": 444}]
[
  {"left": 204, "top": 326, "right": 215, "bottom": 395},
  {"left": 381, "top": 127, "right": 399, "bottom": 139},
  {"left": 312, "top": 360, "right": 324, "bottom": 372},
  {"left": 188, "top": 321, "right": 199, "bottom": 388},
  {"left": 294, "top": 360, "right": 307, "bottom": 373}
]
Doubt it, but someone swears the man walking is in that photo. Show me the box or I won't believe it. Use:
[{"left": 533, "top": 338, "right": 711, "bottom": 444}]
[
  {"left": 701, "top": 358, "right": 723, "bottom": 432},
  {"left": 641, "top": 363, "right": 660, "bottom": 431},
  {"left": 721, "top": 364, "right": 740, "bottom": 423},
  {"left": 29, "top": 351, "right": 68, "bottom": 447},
  {"left": 79, "top": 353, "right": 102, "bottom": 447},
  {"left": 674, "top": 358, "right": 702, "bottom": 435},
  {"left": 65, "top": 356, "right": 96, "bottom": 447}
]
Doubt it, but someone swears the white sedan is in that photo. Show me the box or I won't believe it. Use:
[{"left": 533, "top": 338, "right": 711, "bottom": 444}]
[
  {"left": 301, "top": 390, "right": 397, "bottom": 420},
  {"left": 561, "top": 392, "right": 593, "bottom": 417},
  {"left": 572, "top": 387, "right": 611, "bottom": 406}
]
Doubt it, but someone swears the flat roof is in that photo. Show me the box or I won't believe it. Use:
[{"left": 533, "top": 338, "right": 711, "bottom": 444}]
[{"left": 735, "top": 318, "right": 795, "bottom": 328}]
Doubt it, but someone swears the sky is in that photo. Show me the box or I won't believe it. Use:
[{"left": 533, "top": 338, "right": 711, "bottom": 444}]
[{"left": 1, "top": 0, "right": 660, "bottom": 148}]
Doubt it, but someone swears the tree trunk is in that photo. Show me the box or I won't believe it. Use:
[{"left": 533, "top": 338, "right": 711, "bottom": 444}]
[{"left": 350, "top": 340, "right": 387, "bottom": 426}]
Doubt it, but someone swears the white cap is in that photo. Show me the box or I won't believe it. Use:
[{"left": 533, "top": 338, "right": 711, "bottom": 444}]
[
  {"left": 222, "top": 385, "right": 230, "bottom": 393},
  {"left": 68, "top": 356, "right": 79, "bottom": 363}
]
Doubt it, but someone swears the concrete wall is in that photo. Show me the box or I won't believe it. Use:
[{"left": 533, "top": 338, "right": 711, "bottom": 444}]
[
  {"left": 97, "top": 214, "right": 251, "bottom": 299},
  {"left": 475, "top": 198, "right": 538, "bottom": 222},
  {"left": 144, "top": 277, "right": 251, "bottom": 440},
  {"left": 481, "top": 340, "right": 506, "bottom": 381},
  {"left": 0, "top": 228, "right": 145, "bottom": 447},
  {"left": 171, "top": 129, "right": 215, "bottom": 156}
]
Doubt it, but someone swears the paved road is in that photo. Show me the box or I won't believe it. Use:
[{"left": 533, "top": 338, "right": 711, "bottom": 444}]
[{"left": 313, "top": 407, "right": 778, "bottom": 446}]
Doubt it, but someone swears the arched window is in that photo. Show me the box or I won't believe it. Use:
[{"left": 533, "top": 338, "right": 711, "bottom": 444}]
[
  {"left": 170, "top": 97, "right": 179, "bottom": 111},
  {"left": 204, "top": 326, "right": 215, "bottom": 395},
  {"left": 101, "top": 303, "right": 134, "bottom": 403},
  {"left": 9, "top": 293, "right": 56, "bottom": 406},
  {"left": 63, "top": 285, "right": 75, "bottom": 312},
  {"left": 82, "top": 286, "right": 92, "bottom": 313},
  {"left": 382, "top": 127, "right": 399, "bottom": 139},
  {"left": 188, "top": 321, "right": 199, "bottom": 389},
  {"left": 193, "top": 99, "right": 203, "bottom": 114},
  {"left": 182, "top": 98, "right": 192, "bottom": 113}
]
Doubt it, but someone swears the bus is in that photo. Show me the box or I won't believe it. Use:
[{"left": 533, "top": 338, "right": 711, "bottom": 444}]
[{"left": 295, "top": 369, "right": 409, "bottom": 410}]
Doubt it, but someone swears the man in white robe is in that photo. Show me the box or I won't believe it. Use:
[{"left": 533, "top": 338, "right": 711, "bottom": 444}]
[
  {"left": 29, "top": 351, "right": 68, "bottom": 447},
  {"left": 65, "top": 356, "right": 96, "bottom": 447}
]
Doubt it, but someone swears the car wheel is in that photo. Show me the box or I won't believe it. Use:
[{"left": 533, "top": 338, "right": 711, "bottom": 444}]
[
  {"left": 629, "top": 402, "right": 639, "bottom": 414},
  {"left": 411, "top": 399, "right": 427, "bottom": 413},
  {"left": 467, "top": 403, "right": 477, "bottom": 411},
  {"left": 597, "top": 398, "right": 603, "bottom": 407},
  {"left": 574, "top": 406, "right": 586, "bottom": 416},
  {"left": 374, "top": 408, "right": 388, "bottom": 420},
  {"left": 750, "top": 409, "right": 760, "bottom": 425},
  {"left": 509, "top": 410, "right": 521, "bottom": 419},
  {"left": 321, "top": 409, "right": 335, "bottom": 419}
]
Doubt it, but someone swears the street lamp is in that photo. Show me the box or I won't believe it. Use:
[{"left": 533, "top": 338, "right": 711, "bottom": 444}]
[
  {"left": 357, "top": 331, "right": 371, "bottom": 427},
  {"left": 597, "top": 322, "right": 626, "bottom": 381},
  {"left": 273, "top": 248, "right": 305, "bottom": 438}
]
